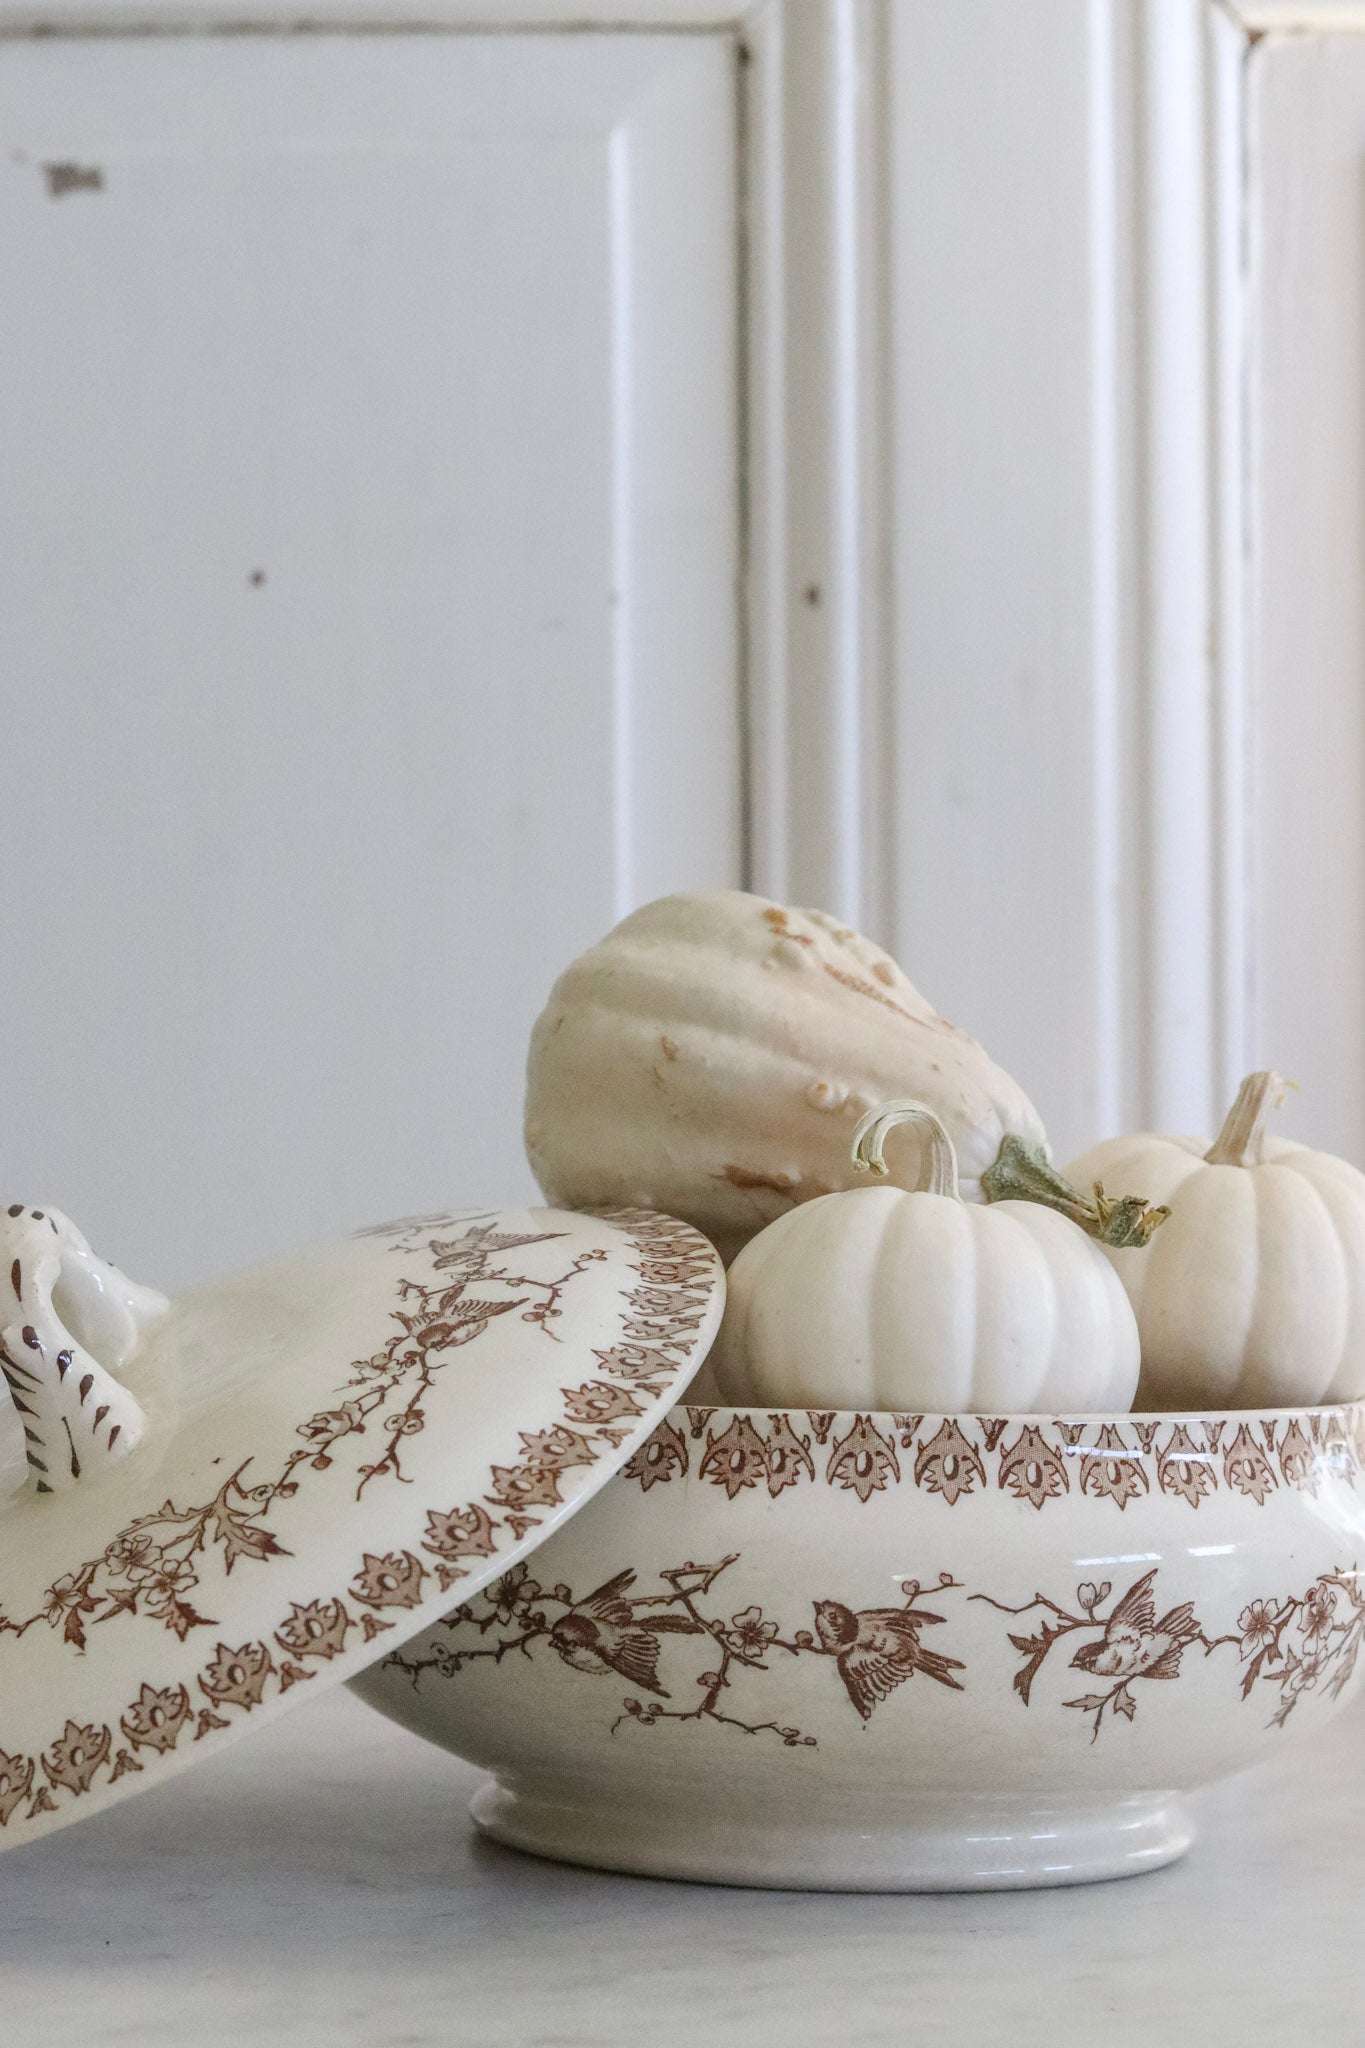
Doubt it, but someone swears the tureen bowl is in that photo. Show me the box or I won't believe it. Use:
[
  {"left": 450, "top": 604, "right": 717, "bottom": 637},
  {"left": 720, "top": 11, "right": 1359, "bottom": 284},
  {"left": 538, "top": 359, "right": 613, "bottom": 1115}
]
[{"left": 351, "top": 1399, "right": 1365, "bottom": 1891}]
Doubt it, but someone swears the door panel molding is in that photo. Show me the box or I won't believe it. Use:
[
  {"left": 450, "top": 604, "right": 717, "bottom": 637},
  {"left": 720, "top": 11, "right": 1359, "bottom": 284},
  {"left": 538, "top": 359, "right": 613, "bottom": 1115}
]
[{"left": 877, "top": 0, "right": 1253, "bottom": 1159}]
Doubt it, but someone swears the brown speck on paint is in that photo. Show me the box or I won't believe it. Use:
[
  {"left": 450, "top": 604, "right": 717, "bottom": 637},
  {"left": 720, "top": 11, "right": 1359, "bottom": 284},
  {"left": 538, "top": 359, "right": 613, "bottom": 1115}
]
[
  {"left": 660, "top": 1035, "right": 679, "bottom": 1061},
  {"left": 10, "top": 1260, "right": 20, "bottom": 1300},
  {"left": 802, "top": 583, "right": 822, "bottom": 607},
  {"left": 43, "top": 161, "right": 103, "bottom": 199},
  {"left": 248, "top": 568, "right": 266, "bottom": 587}
]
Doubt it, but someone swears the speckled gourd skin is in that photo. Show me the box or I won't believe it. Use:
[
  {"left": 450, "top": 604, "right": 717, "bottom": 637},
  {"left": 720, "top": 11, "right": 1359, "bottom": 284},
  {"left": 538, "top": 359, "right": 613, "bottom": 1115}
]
[
  {"left": 523, "top": 890, "right": 1048, "bottom": 1264},
  {"left": 1066, "top": 1121, "right": 1365, "bottom": 1409}
]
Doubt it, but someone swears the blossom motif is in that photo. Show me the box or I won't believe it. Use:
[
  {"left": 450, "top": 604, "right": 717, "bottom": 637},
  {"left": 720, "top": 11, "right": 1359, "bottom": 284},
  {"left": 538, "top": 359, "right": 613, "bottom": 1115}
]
[
  {"left": 135, "top": 1557, "right": 200, "bottom": 1619},
  {"left": 42, "top": 1720, "right": 111, "bottom": 1796},
  {"left": 199, "top": 1640, "right": 273, "bottom": 1710},
  {"left": 296, "top": 1400, "right": 368, "bottom": 1446},
  {"left": 485, "top": 1564, "right": 541, "bottom": 1627},
  {"left": 120, "top": 1684, "right": 193, "bottom": 1754},
  {"left": 275, "top": 1599, "right": 351, "bottom": 1662},
  {"left": 1299, "top": 1582, "right": 1338, "bottom": 1645},
  {"left": 1238, "top": 1600, "right": 1279, "bottom": 1659},
  {"left": 41, "top": 1575, "right": 89, "bottom": 1627},
  {"left": 104, "top": 1530, "right": 155, "bottom": 1574},
  {"left": 352, "top": 1550, "right": 426, "bottom": 1610},
  {"left": 724, "top": 1607, "right": 779, "bottom": 1658},
  {"left": 1286, "top": 1652, "right": 1325, "bottom": 1701}
]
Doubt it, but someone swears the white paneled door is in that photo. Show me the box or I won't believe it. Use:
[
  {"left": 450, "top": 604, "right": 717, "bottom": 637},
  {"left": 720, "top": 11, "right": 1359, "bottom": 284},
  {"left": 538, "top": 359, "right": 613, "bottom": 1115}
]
[
  {"left": 1245, "top": 29, "right": 1365, "bottom": 1162},
  {"left": 8, "top": 0, "right": 1365, "bottom": 1291},
  {"left": 0, "top": 33, "right": 739, "bottom": 1286}
]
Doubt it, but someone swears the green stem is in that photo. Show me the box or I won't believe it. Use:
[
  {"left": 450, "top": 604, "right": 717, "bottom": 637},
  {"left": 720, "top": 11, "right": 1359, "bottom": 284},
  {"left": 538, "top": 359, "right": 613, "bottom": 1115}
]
[{"left": 980, "top": 1136, "right": 1169, "bottom": 1249}]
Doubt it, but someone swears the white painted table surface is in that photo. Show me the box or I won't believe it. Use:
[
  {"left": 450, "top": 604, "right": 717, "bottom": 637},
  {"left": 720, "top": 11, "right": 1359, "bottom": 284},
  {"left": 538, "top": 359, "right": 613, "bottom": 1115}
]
[{"left": 3, "top": 1687, "right": 1360, "bottom": 2048}]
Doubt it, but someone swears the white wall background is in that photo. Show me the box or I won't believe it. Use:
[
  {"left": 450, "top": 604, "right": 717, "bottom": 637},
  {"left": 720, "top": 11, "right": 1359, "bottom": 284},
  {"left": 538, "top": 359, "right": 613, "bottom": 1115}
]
[{"left": 2, "top": 0, "right": 1361, "bottom": 1285}]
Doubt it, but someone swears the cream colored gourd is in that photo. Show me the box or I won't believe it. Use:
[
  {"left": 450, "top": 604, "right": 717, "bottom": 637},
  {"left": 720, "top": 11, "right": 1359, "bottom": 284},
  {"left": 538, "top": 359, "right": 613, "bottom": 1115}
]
[
  {"left": 707, "top": 1099, "right": 1141, "bottom": 1413},
  {"left": 525, "top": 890, "right": 1051, "bottom": 1264},
  {"left": 1066, "top": 1072, "right": 1365, "bottom": 1408}
]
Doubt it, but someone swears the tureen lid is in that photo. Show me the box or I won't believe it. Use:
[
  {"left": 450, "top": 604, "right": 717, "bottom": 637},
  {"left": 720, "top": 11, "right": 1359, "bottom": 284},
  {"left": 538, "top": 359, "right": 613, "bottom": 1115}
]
[{"left": 0, "top": 1202, "right": 721, "bottom": 1853}]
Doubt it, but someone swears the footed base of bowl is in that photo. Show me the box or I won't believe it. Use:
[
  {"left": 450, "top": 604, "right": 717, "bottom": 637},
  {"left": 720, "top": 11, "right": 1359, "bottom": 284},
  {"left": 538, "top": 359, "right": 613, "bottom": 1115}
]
[{"left": 469, "top": 1781, "right": 1195, "bottom": 1893}]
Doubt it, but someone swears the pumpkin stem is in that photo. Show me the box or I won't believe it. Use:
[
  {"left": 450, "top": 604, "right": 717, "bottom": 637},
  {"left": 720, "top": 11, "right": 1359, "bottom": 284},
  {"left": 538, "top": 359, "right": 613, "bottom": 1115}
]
[
  {"left": 851, "top": 1098, "right": 958, "bottom": 1198},
  {"left": 1204, "top": 1069, "right": 1294, "bottom": 1168},
  {"left": 980, "top": 1136, "right": 1169, "bottom": 1248}
]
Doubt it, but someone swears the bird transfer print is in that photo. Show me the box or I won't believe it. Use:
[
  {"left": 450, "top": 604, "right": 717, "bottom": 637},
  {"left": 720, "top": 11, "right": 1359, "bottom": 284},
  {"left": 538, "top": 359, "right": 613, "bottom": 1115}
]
[
  {"left": 382, "top": 1553, "right": 1365, "bottom": 1748},
  {"left": 382, "top": 1556, "right": 967, "bottom": 1745}
]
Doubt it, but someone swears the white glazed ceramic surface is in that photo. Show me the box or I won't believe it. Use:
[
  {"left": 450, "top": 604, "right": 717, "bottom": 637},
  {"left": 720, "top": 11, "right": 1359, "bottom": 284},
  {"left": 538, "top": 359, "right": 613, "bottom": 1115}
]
[
  {"left": 0, "top": 1206, "right": 722, "bottom": 1854},
  {"left": 352, "top": 1400, "right": 1365, "bottom": 1891}
]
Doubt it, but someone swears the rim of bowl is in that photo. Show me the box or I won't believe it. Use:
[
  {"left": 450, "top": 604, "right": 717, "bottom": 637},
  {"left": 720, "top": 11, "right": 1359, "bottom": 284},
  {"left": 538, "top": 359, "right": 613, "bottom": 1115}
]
[{"left": 672, "top": 1398, "right": 1365, "bottom": 1426}]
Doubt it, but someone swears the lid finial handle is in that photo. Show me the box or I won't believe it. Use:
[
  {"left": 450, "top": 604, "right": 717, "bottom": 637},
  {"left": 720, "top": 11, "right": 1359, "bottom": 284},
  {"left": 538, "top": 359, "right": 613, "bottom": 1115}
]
[{"left": 0, "top": 1207, "right": 168, "bottom": 1501}]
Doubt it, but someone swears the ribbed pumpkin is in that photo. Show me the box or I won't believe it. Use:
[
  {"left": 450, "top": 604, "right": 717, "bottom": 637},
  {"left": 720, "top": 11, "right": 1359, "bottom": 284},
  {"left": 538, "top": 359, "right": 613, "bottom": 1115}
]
[
  {"left": 524, "top": 890, "right": 1049, "bottom": 1264},
  {"left": 1066, "top": 1071, "right": 1365, "bottom": 1408},
  {"left": 706, "top": 1099, "right": 1141, "bottom": 1412}
]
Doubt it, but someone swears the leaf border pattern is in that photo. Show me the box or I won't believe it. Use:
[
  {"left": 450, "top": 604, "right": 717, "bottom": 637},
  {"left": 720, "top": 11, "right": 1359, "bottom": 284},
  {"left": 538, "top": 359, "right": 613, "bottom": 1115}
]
[
  {"left": 0, "top": 1209, "right": 718, "bottom": 1839},
  {"left": 623, "top": 1408, "right": 1365, "bottom": 1510}
]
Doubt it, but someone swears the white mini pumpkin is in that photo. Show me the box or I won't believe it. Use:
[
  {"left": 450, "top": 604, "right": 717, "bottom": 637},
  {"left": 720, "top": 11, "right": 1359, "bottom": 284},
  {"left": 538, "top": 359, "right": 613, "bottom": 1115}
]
[
  {"left": 525, "top": 890, "right": 1049, "bottom": 1264},
  {"left": 706, "top": 1099, "right": 1141, "bottom": 1413},
  {"left": 1066, "top": 1071, "right": 1365, "bottom": 1408}
]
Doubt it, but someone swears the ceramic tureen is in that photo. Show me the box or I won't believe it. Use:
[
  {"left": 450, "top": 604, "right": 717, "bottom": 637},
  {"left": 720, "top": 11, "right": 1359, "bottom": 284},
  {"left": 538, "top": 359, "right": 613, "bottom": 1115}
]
[
  {"left": 4, "top": 1193, "right": 1363, "bottom": 1893},
  {"left": 352, "top": 1394, "right": 1365, "bottom": 1890}
]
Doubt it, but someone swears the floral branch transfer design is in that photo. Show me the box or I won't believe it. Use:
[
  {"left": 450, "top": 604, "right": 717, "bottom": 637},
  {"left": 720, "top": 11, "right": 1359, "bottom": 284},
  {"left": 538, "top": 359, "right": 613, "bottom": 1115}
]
[
  {"left": 0, "top": 1216, "right": 585, "bottom": 1649},
  {"left": 974, "top": 1562, "right": 1365, "bottom": 1740},
  {"left": 0, "top": 1209, "right": 719, "bottom": 1837},
  {"left": 383, "top": 1555, "right": 966, "bottom": 1747}
]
